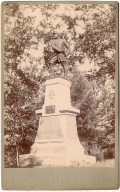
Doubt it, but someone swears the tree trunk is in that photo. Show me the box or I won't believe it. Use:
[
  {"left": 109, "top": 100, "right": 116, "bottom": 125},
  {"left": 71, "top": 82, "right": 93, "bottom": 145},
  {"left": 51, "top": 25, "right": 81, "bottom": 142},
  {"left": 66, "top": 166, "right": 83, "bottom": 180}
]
[{"left": 17, "top": 150, "right": 19, "bottom": 167}]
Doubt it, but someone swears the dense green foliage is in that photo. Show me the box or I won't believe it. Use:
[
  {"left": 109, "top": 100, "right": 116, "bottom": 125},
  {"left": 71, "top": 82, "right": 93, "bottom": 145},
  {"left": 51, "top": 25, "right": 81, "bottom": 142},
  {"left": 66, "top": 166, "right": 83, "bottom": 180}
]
[
  {"left": 71, "top": 71, "right": 115, "bottom": 160},
  {"left": 4, "top": 3, "right": 117, "bottom": 167}
]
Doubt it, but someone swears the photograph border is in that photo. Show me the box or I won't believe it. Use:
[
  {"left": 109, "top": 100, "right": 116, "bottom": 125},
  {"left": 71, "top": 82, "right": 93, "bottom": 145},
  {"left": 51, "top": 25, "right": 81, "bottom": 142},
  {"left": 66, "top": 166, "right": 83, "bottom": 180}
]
[{"left": 1, "top": 1, "right": 119, "bottom": 190}]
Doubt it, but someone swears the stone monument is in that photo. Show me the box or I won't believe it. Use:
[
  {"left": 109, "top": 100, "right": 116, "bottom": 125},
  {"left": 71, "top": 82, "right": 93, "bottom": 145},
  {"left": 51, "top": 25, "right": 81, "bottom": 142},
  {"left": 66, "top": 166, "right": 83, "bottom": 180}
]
[
  {"left": 19, "top": 76, "right": 96, "bottom": 167},
  {"left": 19, "top": 32, "right": 96, "bottom": 167}
]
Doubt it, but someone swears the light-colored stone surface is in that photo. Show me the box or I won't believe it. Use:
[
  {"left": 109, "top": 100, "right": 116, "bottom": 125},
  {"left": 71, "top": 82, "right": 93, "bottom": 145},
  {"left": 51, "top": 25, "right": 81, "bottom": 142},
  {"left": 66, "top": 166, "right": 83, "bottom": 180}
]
[
  {"left": 45, "top": 78, "right": 71, "bottom": 108},
  {"left": 19, "top": 77, "right": 96, "bottom": 167},
  {"left": 34, "top": 116, "right": 64, "bottom": 140},
  {"left": 41, "top": 77, "right": 80, "bottom": 116},
  {"left": 31, "top": 141, "right": 67, "bottom": 154}
]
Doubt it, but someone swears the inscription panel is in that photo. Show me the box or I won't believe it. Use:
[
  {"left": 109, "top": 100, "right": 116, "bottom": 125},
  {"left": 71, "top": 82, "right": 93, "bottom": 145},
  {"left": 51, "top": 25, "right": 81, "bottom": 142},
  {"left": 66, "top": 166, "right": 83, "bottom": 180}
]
[
  {"left": 37, "top": 116, "right": 63, "bottom": 139},
  {"left": 67, "top": 115, "right": 78, "bottom": 139},
  {"left": 45, "top": 105, "right": 55, "bottom": 114}
]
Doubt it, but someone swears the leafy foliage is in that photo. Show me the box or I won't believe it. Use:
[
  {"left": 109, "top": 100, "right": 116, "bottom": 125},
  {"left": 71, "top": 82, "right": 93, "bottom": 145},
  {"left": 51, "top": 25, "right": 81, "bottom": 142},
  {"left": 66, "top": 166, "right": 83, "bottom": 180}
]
[{"left": 71, "top": 70, "right": 115, "bottom": 160}]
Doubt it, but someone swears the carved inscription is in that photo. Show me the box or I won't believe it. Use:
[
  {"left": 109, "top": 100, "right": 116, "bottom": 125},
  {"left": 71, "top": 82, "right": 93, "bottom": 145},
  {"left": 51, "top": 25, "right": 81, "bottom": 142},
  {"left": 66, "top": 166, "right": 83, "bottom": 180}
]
[
  {"left": 45, "top": 105, "right": 55, "bottom": 114},
  {"left": 67, "top": 115, "right": 78, "bottom": 139},
  {"left": 37, "top": 116, "right": 63, "bottom": 139}
]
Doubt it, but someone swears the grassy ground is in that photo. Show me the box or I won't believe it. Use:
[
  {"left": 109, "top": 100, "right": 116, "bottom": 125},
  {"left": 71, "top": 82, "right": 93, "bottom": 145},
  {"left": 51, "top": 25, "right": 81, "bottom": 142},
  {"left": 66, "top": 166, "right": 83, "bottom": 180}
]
[
  {"left": 90, "top": 159, "right": 114, "bottom": 167},
  {"left": 70, "top": 159, "right": 115, "bottom": 167},
  {"left": 34, "top": 159, "right": 115, "bottom": 168}
]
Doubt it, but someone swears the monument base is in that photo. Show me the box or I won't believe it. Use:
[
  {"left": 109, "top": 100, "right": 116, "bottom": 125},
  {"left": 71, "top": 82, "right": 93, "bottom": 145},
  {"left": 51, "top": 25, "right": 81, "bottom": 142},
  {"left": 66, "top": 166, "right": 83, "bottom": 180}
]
[
  {"left": 19, "top": 76, "right": 96, "bottom": 167},
  {"left": 19, "top": 114, "right": 96, "bottom": 167},
  {"left": 19, "top": 153, "right": 96, "bottom": 167}
]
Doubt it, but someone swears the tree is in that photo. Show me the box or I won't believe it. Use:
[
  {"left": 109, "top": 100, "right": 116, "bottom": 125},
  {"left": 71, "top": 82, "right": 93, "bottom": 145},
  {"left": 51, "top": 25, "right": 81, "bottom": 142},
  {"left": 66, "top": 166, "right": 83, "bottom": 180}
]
[
  {"left": 4, "top": 3, "right": 45, "bottom": 167},
  {"left": 70, "top": 69, "right": 115, "bottom": 160},
  {"left": 71, "top": 71, "right": 97, "bottom": 142}
]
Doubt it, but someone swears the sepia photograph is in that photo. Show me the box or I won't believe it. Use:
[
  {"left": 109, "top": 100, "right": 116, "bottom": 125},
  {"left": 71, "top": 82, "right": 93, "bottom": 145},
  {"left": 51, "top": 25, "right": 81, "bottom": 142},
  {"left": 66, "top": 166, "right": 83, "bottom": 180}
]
[{"left": 2, "top": 1, "right": 119, "bottom": 190}]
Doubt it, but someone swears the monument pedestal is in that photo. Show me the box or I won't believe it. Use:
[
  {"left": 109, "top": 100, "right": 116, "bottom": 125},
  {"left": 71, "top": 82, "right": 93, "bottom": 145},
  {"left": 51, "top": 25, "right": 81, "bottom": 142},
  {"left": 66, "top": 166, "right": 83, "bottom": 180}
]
[{"left": 19, "top": 77, "right": 96, "bottom": 167}]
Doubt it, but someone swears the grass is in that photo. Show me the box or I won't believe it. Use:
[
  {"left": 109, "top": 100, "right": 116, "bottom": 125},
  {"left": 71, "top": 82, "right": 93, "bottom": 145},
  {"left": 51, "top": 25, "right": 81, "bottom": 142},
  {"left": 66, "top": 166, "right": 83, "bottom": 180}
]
[{"left": 33, "top": 159, "right": 115, "bottom": 168}]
